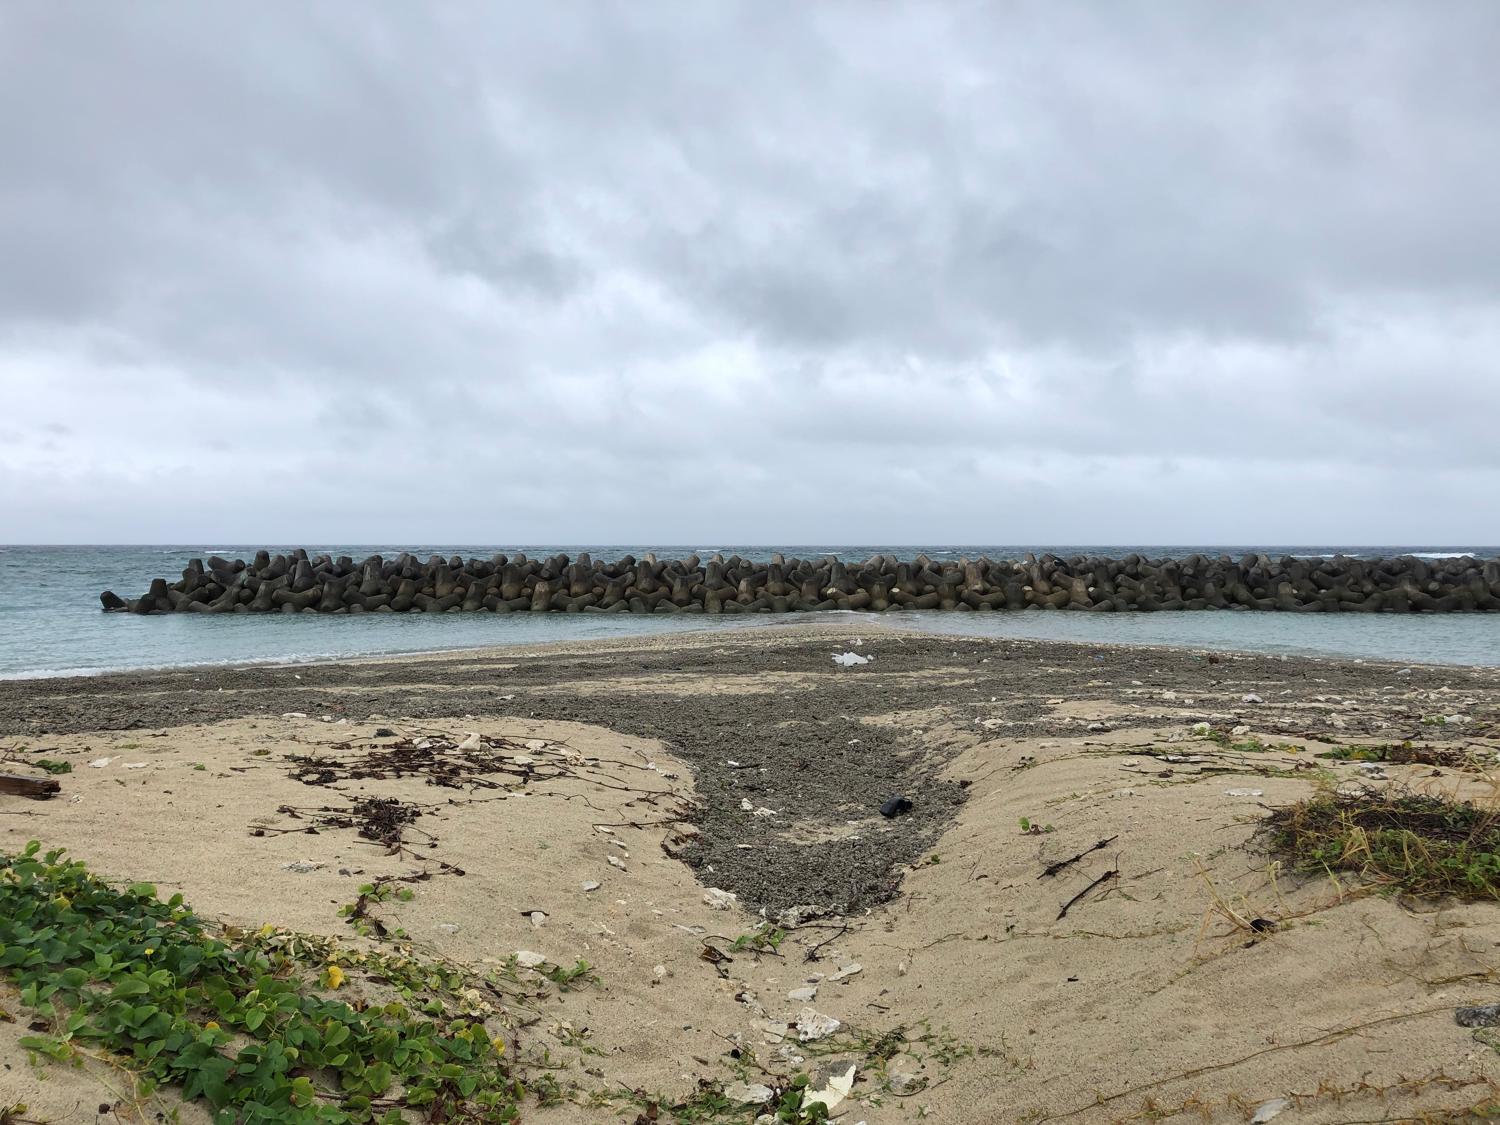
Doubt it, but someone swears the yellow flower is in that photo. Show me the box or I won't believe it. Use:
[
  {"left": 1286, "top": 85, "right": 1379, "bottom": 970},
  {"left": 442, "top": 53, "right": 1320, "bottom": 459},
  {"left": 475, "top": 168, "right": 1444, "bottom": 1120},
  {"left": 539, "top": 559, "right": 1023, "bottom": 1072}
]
[
  {"left": 322, "top": 964, "right": 346, "bottom": 989},
  {"left": 144, "top": 948, "right": 155, "bottom": 956},
  {"left": 204, "top": 1021, "right": 220, "bottom": 1031}
]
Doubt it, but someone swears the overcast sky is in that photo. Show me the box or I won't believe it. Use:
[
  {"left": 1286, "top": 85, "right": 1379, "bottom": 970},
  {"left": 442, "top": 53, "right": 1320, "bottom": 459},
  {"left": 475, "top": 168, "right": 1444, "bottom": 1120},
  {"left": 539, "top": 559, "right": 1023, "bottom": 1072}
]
[{"left": 2, "top": 4, "right": 1497, "bottom": 546}]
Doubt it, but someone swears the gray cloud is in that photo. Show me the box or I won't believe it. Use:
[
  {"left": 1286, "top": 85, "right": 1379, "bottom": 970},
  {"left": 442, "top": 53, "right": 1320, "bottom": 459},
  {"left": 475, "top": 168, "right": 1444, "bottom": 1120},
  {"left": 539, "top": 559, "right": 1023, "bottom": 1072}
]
[{"left": 2, "top": 2, "right": 1498, "bottom": 544}]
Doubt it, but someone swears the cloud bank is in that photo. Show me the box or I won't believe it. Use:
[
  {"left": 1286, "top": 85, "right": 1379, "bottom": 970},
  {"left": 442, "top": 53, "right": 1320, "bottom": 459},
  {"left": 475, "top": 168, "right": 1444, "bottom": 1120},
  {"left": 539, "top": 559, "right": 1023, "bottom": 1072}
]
[{"left": 3, "top": 3, "right": 1497, "bottom": 544}]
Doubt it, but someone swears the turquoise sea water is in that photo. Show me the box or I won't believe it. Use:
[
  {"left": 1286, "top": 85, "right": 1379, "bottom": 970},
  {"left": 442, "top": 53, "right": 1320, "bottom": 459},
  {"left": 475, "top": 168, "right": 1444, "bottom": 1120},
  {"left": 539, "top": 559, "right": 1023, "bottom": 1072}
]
[{"left": 2, "top": 545, "right": 1498, "bottom": 678}]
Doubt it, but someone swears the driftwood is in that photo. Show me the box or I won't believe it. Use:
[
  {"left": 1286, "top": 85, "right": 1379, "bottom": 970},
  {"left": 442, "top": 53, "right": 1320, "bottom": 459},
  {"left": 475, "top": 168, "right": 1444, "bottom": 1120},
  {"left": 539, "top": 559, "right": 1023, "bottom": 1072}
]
[
  {"left": 1057, "top": 865, "right": 1120, "bottom": 920},
  {"left": 0, "top": 772, "right": 61, "bottom": 800},
  {"left": 1039, "top": 836, "right": 1118, "bottom": 880}
]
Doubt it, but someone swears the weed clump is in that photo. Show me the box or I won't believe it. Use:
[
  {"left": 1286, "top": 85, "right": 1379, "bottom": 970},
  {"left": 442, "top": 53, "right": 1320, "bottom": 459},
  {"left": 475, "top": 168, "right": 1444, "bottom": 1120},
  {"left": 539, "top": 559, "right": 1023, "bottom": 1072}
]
[
  {"left": 1263, "top": 789, "right": 1500, "bottom": 900},
  {"left": 1315, "top": 742, "right": 1472, "bottom": 768}
]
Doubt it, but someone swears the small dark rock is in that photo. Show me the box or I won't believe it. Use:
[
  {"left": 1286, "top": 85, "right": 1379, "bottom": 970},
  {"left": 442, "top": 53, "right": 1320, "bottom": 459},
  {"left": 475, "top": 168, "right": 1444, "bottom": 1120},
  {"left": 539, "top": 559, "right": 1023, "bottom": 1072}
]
[
  {"left": 880, "top": 795, "right": 914, "bottom": 818},
  {"left": 374, "top": 727, "right": 395, "bottom": 737},
  {"left": 1456, "top": 1002, "right": 1500, "bottom": 1028},
  {"left": 1249, "top": 918, "right": 1276, "bottom": 933}
]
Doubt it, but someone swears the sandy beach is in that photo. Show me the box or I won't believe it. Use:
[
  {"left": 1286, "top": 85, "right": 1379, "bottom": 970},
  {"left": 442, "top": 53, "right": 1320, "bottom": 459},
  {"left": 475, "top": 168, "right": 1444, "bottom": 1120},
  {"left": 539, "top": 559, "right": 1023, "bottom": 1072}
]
[{"left": 5, "top": 621, "right": 1500, "bottom": 1124}]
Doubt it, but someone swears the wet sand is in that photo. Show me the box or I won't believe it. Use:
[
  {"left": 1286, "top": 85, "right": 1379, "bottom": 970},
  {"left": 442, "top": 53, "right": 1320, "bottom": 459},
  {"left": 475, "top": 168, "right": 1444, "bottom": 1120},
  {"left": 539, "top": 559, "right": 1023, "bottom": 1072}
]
[{"left": 4, "top": 621, "right": 1500, "bottom": 1122}]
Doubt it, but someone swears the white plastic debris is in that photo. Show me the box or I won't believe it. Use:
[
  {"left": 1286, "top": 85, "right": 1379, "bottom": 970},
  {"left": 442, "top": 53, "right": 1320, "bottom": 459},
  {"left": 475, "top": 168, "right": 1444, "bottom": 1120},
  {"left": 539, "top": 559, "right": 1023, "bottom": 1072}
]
[
  {"left": 514, "top": 951, "right": 547, "bottom": 968},
  {"left": 1225, "top": 788, "right": 1265, "bottom": 798},
  {"left": 123, "top": 762, "right": 147, "bottom": 769},
  {"left": 281, "top": 712, "right": 307, "bottom": 719},
  {"left": 88, "top": 758, "right": 113, "bottom": 768},
  {"left": 889, "top": 1070, "right": 926, "bottom": 1096},
  {"left": 724, "top": 1081, "right": 775, "bottom": 1105},
  {"left": 804, "top": 1061, "right": 856, "bottom": 1111},
  {"left": 793, "top": 1007, "right": 842, "bottom": 1041},
  {"left": 529, "top": 911, "right": 546, "bottom": 928},
  {"left": 703, "top": 887, "right": 740, "bottom": 911},
  {"left": 1251, "top": 1098, "right": 1291, "bottom": 1124},
  {"left": 1241, "top": 693, "right": 1264, "bottom": 704},
  {"left": 829, "top": 963, "right": 863, "bottom": 982},
  {"left": 831, "top": 652, "right": 870, "bottom": 667}
]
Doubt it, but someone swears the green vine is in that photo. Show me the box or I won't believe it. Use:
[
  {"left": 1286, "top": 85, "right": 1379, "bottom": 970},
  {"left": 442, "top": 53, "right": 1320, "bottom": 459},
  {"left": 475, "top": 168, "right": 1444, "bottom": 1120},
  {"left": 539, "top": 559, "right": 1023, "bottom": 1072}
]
[{"left": 0, "top": 842, "right": 525, "bottom": 1123}]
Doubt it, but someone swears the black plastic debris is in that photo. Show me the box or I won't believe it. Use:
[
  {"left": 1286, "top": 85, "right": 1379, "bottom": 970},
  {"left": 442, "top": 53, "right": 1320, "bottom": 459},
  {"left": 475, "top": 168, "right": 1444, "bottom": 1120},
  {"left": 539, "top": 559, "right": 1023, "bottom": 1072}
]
[{"left": 880, "top": 795, "right": 913, "bottom": 818}]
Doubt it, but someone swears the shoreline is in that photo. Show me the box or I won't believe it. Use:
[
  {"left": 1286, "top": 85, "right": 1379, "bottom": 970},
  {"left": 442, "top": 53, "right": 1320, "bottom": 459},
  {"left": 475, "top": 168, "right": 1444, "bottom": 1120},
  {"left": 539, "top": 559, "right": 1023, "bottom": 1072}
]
[{"left": 6, "top": 607, "right": 1499, "bottom": 684}]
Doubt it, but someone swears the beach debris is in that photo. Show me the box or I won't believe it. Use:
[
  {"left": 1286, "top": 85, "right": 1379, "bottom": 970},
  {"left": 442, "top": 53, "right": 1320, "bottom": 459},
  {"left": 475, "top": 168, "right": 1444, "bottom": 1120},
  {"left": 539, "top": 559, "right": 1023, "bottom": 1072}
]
[
  {"left": 529, "top": 911, "right": 546, "bottom": 928},
  {"left": 1225, "top": 788, "right": 1265, "bottom": 798},
  {"left": 832, "top": 651, "right": 870, "bottom": 667},
  {"left": 123, "top": 762, "right": 147, "bottom": 769},
  {"left": 1057, "top": 864, "right": 1120, "bottom": 920},
  {"left": 1456, "top": 1002, "right": 1500, "bottom": 1028},
  {"left": 1086, "top": 721, "right": 1109, "bottom": 732},
  {"left": 793, "top": 1007, "right": 842, "bottom": 1041},
  {"left": 0, "top": 772, "right": 61, "bottom": 800},
  {"left": 283, "top": 731, "right": 565, "bottom": 790},
  {"left": 436, "top": 923, "right": 460, "bottom": 934},
  {"left": 880, "top": 794, "right": 913, "bottom": 818},
  {"left": 281, "top": 860, "right": 324, "bottom": 874},
  {"left": 1395, "top": 667, "right": 1413, "bottom": 677},
  {"left": 607, "top": 855, "right": 627, "bottom": 870},
  {"left": 829, "top": 963, "right": 863, "bottom": 982},
  {"left": 514, "top": 951, "right": 547, "bottom": 969},
  {"left": 258, "top": 796, "right": 428, "bottom": 852},
  {"left": 888, "top": 1069, "right": 927, "bottom": 1096},
  {"left": 1251, "top": 1098, "right": 1291, "bottom": 1124},
  {"left": 788, "top": 985, "right": 818, "bottom": 1002},
  {"left": 652, "top": 963, "right": 670, "bottom": 985},
  {"left": 724, "top": 1081, "right": 775, "bottom": 1105},
  {"left": 581, "top": 880, "right": 601, "bottom": 892},
  {"left": 1191, "top": 722, "right": 1212, "bottom": 735},
  {"left": 704, "top": 887, "right": 740, "bottom": 911},
  {"left": 804, "top": 1061, "right": 857, "bottom": 1111},
  {"left": 88, "top": 757, "right": 113, "bottom": 768},
  {"left": 740, "top": 797, "right": 777, "bottom": 817},
  {"left": 778, "top": 904, "right": 826, "bottom": 928},
  {"left": 1039, "top": 836, "right": 1119, "bottom": 880},
  {"left": 1241, "top": 693, "right": 1264, "bottom": 704},
  {"left": 281, "top": 712, "right": 308, "bottom": 719}
]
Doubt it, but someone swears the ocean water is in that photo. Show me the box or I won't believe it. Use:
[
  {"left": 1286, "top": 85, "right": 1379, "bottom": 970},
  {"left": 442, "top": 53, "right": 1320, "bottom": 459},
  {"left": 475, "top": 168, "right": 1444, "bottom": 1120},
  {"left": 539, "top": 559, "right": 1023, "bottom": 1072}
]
[{"left": 1, "top": 545, "right": 1498, "bottom": 678}]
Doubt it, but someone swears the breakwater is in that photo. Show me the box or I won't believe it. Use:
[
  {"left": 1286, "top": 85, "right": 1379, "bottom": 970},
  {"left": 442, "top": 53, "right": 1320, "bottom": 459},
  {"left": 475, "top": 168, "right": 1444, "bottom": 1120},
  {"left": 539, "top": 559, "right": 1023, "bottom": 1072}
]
[{"left": 100, "top": 551, "right": 1500, "bottom": 615}]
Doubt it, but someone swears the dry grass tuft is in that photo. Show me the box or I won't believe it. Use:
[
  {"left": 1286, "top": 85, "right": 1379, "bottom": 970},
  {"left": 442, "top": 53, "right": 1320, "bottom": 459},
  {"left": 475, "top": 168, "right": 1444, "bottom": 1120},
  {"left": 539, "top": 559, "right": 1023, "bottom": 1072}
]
[{"left": 1263, "top": 786, "right": 1500, "bottom": 900}]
